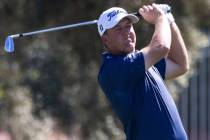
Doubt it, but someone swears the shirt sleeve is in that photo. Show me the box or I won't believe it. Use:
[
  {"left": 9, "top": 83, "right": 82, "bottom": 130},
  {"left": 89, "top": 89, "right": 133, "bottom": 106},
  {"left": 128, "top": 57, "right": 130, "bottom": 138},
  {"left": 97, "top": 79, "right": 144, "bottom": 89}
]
[{"left": 154, "top": 58, "right": 166, "bottom": 79}]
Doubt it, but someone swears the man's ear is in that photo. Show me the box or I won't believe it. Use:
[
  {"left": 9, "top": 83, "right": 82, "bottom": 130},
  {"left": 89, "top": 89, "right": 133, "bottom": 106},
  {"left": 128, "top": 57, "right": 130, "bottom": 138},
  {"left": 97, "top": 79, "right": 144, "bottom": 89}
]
[{"left": 101, "top": 35, "right": 109, "bottom": 46}]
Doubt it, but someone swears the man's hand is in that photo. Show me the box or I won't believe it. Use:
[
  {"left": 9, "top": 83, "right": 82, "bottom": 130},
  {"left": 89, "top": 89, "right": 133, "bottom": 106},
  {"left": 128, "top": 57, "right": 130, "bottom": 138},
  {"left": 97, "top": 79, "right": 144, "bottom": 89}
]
[{"left": 139, "top": 3, "right": 166, "bottom": 24}]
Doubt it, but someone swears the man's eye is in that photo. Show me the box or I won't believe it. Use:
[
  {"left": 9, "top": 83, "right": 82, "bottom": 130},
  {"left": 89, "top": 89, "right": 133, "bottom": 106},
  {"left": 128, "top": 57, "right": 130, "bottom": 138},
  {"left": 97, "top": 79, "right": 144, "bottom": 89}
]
[{"left": 126, "top": 24, "right": 132, "bottom": 28}]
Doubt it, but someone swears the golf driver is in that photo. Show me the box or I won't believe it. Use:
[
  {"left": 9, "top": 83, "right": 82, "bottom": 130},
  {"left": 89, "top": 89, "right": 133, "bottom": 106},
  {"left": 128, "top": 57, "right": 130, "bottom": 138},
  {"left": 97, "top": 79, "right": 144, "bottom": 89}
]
[{"left": 4, "top": 5, "right": 171, "bottom": 53}]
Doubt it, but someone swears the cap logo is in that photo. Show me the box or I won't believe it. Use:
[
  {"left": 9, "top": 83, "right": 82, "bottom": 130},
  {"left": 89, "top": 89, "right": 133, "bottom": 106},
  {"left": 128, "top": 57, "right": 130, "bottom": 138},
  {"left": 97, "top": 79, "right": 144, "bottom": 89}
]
[
  {"left": 107, "top": 10, "right": 124, "bottom": 21},
  {"left": 99, "top": 25, "right": 103, "bottom": 32}
]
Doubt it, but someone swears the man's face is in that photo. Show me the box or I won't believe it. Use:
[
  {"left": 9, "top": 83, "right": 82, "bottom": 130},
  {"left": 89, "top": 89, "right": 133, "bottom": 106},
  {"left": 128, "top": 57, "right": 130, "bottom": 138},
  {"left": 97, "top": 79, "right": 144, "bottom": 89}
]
[{"left": 102, "top": 18, "right": 136, "bottom": 55}]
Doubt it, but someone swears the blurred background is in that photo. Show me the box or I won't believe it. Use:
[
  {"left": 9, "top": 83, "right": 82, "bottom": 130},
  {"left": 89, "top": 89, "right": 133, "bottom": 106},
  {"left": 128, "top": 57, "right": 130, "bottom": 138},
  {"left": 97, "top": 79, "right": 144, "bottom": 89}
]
[{"left": 0, "top": 0, "right": 210, "bottom": 140}]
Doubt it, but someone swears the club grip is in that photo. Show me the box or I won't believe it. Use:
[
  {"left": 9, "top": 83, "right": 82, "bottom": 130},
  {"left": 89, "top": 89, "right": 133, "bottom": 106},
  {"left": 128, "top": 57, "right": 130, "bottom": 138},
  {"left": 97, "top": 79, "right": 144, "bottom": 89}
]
[
  {"left": 133, "top": 12, "right": 141, "bottom": 17},
  {"left": 132, "top": 7, "right": 171, "bottom": 18}
]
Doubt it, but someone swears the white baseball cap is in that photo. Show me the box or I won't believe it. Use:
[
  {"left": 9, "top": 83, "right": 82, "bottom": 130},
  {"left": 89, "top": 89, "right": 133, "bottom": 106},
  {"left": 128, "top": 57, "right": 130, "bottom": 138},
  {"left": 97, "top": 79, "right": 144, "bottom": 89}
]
[{"left": 97, "top": 7, "right": 139, "bottom": 36}]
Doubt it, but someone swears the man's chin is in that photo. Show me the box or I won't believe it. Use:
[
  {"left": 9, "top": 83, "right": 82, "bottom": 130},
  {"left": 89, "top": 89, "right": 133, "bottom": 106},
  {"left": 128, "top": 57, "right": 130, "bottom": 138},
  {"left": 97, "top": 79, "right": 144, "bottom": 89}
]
[{"left": 125, "top": 45, "right": 135, "bottom": 52}]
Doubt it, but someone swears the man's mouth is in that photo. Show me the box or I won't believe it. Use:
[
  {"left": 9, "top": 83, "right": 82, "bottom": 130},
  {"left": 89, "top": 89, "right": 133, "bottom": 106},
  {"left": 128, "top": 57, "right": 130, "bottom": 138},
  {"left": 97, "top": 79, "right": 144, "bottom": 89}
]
[{"left": 124, "top": 37, "right": 132, "bottom": 42}]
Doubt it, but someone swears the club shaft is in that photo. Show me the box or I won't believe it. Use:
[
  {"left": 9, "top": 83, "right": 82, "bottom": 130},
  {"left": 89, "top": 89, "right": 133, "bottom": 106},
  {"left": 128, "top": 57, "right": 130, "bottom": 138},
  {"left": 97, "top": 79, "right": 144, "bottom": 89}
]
[
  {"left": 11, "top": 20, "right": 98, "bottom": 38},
  {"left": 9, "top": 8, "right": 170, "bottom": 39}
]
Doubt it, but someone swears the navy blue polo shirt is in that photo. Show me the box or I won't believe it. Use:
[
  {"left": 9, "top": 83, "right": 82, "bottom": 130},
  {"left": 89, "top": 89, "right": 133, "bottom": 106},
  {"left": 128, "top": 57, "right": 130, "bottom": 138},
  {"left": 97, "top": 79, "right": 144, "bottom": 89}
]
[{"left": 98, "top": 51, "right": 188, "bottom": 140}]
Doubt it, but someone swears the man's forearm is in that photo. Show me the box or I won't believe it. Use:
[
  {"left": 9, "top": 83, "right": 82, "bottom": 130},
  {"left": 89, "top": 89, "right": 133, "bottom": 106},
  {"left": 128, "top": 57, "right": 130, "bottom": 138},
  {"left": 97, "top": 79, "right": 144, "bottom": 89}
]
[
  {"left": 139, "top": 4, "right": 172, "bottom": 70},
  {"left": 167, "top": 22, "right": 189, "bottom": 71},
  {"left": 150, "top": 16, "right": 171, "bottom": 51}
]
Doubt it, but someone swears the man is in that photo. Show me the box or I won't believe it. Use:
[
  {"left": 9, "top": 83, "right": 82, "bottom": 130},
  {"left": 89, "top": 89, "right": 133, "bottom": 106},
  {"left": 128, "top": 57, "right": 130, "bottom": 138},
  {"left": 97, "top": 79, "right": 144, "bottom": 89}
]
[{"left": 97, "top": 3, "right": 189, "bottom": 140}]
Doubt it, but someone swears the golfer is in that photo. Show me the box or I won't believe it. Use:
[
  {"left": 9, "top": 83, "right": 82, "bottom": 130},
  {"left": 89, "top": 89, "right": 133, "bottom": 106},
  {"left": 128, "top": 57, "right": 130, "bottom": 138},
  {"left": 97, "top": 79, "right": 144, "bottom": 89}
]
[{"left": 97, "top": 3, "right": 189, "bottom": 140}]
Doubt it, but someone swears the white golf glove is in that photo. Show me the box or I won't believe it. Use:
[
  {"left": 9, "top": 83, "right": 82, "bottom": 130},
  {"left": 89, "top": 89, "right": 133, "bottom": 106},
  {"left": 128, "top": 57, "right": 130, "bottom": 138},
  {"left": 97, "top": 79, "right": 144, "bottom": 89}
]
[{"left": 158, "top": 4, "right": 175, "bottom": 24}]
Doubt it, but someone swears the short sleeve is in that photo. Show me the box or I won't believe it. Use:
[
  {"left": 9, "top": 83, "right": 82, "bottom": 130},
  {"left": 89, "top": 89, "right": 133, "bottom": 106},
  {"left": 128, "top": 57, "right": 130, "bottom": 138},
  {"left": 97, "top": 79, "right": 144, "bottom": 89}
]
[{"left": 154, "top": 58, "right": 166, "bottom": 79}]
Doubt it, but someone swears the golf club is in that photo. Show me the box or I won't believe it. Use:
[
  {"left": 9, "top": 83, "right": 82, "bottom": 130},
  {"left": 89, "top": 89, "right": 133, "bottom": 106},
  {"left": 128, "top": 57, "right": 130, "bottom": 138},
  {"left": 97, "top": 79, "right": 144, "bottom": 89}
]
[
  {"left": 4, "top": 5, "right": 171, "bottom": 53},
  {"left": 4, "top": 20, "right": 98, "bottom": 53}
]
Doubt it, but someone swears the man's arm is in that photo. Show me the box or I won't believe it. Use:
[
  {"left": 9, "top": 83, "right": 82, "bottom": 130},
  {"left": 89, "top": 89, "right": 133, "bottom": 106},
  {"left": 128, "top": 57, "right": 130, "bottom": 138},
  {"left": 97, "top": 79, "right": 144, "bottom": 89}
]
[
  {"left": 165, "top": 22, "right": 189, "bottom": 79},
  {"left": 139, "top": 4, "right": 171, "bottom": 70}
]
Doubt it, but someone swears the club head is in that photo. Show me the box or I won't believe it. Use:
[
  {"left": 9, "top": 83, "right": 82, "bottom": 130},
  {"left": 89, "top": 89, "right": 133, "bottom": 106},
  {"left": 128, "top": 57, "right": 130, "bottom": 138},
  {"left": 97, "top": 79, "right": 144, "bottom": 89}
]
[{"left": 4, "top": 36, "right": 14, "bottom": 53}]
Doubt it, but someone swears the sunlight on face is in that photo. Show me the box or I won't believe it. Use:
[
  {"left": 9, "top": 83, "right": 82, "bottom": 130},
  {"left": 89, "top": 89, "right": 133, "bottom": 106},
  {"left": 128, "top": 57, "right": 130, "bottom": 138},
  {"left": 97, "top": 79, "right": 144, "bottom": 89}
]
[{"left": 102, "top": 18, "right": 136, "bottom": 55}]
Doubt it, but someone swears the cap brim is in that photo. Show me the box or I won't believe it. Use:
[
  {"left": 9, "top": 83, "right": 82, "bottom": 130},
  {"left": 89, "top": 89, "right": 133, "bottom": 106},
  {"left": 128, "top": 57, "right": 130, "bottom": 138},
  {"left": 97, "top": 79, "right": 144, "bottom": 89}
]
[{"left": 126, "top": 14, "right": 139, "bottom": 24}]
